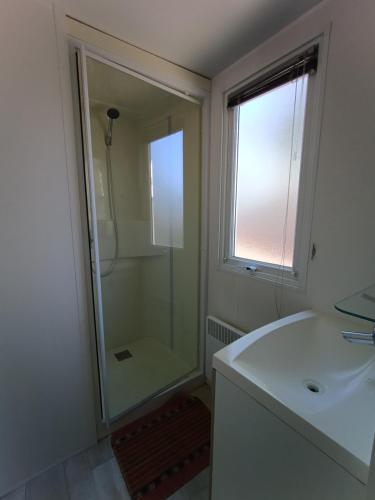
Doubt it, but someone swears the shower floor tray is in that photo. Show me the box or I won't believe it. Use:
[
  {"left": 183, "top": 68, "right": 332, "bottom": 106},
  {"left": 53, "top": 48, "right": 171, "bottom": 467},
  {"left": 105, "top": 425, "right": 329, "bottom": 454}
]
[{"left": 106, "top": 337, "right": 193, "bottom": 419}]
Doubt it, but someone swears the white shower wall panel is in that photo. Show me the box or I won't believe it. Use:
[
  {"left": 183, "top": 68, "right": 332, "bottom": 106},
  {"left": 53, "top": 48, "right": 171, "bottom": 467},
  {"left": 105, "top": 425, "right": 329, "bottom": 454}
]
[
  {"left": 90, "top": 104, "right": 143, "bottom": 349},
  {"left": 101, "top": 261, "right": 142, "bottom": 348},
  {"left": 139, "top": 100, "right": 201, "bottom": 370}
]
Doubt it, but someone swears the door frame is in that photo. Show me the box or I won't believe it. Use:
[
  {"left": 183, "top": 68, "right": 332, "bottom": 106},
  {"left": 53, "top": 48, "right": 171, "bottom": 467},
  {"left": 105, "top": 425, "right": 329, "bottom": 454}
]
[{"left": 67, "top": 28, "right": 211, "bottom": 431}]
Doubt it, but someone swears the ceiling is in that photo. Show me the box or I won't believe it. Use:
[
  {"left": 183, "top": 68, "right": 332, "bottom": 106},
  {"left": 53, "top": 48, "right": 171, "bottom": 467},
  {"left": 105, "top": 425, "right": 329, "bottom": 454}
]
[{"left": 62, "top": 0, "right": 323, "bottom": 78}]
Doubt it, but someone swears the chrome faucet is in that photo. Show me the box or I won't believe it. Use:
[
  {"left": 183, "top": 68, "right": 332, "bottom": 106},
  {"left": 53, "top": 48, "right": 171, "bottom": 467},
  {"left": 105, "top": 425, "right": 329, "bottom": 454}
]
[{"left": 341, "top": 324, "right": 375, "bottom": 346}]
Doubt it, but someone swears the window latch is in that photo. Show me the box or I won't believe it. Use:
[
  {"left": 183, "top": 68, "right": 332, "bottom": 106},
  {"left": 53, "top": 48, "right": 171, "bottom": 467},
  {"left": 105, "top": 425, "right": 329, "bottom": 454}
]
[{"left": 246, "top": 265, "right": 258, "bottom": 272}]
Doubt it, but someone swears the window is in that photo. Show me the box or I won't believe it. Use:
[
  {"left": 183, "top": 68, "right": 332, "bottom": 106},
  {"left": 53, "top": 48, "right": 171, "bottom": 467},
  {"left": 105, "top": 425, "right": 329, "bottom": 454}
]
[
  {"left": 222, "top": 45, "right": 319, "bottom": 286},
  {"left": 149, "top": 130, "right": 184, "bottom": 248}
]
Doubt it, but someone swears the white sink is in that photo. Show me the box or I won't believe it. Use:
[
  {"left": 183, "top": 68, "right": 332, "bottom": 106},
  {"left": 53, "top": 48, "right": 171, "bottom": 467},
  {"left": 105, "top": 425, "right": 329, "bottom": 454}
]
[{"left": 213, "top": 310, "right": 375, "bottom": 483}]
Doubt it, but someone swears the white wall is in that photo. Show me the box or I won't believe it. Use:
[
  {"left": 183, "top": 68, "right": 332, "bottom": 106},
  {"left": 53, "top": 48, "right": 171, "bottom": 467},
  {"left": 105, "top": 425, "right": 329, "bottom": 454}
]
[
  {"left": 208, "top": 0, "right": 375, "bottom": 333},
  {"left": 0, "top": 0, "right": 96, "bottom": 495}
]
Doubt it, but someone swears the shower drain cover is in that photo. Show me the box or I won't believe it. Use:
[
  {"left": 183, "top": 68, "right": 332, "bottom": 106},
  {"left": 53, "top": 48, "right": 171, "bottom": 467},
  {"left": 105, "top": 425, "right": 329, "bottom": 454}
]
[{"left": 115, "top": 349, "right": 133, "bottom": 361}]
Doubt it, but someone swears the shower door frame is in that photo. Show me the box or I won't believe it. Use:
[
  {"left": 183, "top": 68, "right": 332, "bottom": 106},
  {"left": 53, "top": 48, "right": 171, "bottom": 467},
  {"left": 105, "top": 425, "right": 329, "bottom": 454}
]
[{"left": 70, "top": 37, "right": 210, "bottom": 427}]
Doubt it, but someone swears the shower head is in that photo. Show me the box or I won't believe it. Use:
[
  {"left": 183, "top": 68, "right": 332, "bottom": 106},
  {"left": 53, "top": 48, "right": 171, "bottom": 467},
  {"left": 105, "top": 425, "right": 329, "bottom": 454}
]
[
  {"left": 105, "top": 108, "right": 120, "bottom": 146},
  {"left": 107, "top": 108, "right": 120, "bottom": 120}
]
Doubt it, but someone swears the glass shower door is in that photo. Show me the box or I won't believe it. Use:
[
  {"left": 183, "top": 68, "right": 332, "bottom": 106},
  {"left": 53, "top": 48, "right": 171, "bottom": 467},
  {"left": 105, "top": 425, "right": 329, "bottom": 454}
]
[{"left": 77, "top": 49, "right": 201, "bottom": 421}]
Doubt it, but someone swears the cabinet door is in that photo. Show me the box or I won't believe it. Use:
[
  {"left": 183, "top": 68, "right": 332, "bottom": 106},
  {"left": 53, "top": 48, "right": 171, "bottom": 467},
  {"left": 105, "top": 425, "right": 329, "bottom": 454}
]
[{"left": 0, "top": 0, "right": 95, "bottom": 494}]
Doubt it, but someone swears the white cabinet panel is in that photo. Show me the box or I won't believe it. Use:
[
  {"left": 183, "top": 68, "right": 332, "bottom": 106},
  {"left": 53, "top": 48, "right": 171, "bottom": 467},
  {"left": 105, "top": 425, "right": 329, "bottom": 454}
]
[{"left": 211, "top": 373, "right": 365, "bottom": 500}]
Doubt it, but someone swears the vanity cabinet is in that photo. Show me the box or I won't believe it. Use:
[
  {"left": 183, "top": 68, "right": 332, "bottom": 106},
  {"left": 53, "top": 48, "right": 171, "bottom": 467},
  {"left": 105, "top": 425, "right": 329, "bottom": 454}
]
[{"left": 211, "top": 372, "right": 365, "bottom": 500}]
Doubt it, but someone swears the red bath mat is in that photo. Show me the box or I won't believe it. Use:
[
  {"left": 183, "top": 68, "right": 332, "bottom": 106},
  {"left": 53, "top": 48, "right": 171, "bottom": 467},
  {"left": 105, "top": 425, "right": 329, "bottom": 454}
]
[{"left": 111, "top": 393, "right": 211, "bottom": 500}]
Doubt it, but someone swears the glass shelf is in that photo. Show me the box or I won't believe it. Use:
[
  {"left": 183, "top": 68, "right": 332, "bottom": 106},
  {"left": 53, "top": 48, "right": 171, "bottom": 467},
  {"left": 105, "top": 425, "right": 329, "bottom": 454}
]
[{"left": 335, "top": 284, "right": 375, "bottom": 323}]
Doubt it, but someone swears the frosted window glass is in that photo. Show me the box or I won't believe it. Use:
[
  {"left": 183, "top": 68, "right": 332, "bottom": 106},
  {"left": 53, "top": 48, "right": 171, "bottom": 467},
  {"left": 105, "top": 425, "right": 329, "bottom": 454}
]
[
  {"left": 150, "top": 131, "right": 184, "bottom": 248},
  {"left": 234, "top": 76, "right": 307, "bottom": 267}
]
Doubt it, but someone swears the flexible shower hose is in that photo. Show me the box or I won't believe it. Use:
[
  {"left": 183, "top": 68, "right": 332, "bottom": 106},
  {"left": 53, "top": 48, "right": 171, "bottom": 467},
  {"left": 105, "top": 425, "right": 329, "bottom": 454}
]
[{"left": 99, "top": 144, "right": 119, "bottom": 277}]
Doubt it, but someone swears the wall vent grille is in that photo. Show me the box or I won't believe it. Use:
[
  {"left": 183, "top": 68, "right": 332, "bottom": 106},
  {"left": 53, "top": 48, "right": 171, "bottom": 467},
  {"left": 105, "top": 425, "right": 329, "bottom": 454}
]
[{"left": 207, "top": 316, "right": 243, "bottom": 346}]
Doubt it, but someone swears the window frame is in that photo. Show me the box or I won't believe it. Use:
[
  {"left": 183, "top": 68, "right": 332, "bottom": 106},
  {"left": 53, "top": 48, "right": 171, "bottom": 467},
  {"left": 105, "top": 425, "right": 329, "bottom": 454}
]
[{"left": 219, "top": 39, "right": 324, "bottom": 289}]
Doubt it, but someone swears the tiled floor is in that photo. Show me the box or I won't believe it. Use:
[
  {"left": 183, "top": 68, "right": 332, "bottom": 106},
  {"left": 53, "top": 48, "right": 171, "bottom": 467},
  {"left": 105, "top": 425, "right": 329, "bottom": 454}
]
[
  {"left": 2, "top": 386, "right": 211, "bottom": 500},
  {"left": 190, "top": 384, "right": 211, "bottom": 410},
  {"left": 2, "top": 438, "right": 209, "bottom": 499},
  {"left": 168, "top": 469, "right": 209, "bottom": 500}
]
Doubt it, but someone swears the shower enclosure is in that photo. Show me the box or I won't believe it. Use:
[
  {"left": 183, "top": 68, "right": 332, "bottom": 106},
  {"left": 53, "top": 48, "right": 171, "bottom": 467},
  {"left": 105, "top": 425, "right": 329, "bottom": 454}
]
[{"left": 77, "top": 49, "right": 202, "bottom": 422}]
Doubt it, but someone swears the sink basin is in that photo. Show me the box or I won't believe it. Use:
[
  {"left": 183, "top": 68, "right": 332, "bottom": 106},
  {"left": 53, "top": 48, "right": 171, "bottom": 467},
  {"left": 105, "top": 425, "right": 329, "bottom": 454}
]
[{"left": 213, "top": 310, "right": 375, "bottom": 484}]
